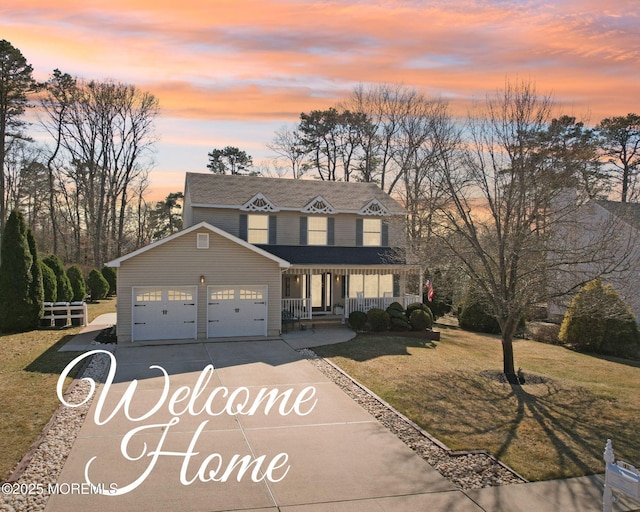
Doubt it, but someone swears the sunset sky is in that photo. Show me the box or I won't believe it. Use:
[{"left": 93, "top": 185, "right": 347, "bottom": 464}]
[{"left": 2, "top": 0, "right": 639, "bottom": 199}]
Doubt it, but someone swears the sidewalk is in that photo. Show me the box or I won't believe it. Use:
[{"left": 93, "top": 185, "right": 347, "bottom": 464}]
[{"left": 58, "top": 313, "right": 117, "bottom": 352}]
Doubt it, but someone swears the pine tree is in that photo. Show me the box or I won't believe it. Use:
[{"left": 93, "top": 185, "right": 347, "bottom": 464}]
[{"left": 0, "top": 210, "right": 34, "bottom": 332}]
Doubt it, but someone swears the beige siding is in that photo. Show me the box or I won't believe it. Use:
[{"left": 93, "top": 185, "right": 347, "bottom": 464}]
[
  {"left": 186, "top": 207, "right": 406, "bottom": 249},
  {"left": 116, "top": 229, "right": 282, "bottom": 343},
  {"left": 274, "top": 211, "right": 300, "bottom": 245},
  {"left": 190, "top": 207, "right": 240, "bottom": 235}
]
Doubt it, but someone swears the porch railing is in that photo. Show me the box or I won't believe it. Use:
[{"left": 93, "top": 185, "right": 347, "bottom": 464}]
[
  {"left": 344, "top": 294, "right": 421, "bottom": 318},
  {"left": 282, "top": 298, "right": 312, "bottom": 320}
]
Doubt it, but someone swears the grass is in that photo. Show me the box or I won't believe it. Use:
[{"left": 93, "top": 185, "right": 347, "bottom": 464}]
[
  {"left": 0, "top": 298, "right": 117, "bottom": 482},
  {"left": 314, "top": 322, "right": 640, "bottom": 482}
]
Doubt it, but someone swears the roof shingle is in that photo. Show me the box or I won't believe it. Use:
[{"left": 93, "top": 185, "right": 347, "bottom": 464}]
[{"left": 185, "top": 173, "right": 405, "bottom": 214}]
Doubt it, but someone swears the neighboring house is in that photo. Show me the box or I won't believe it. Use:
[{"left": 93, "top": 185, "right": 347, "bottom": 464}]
[
  {"left": 548, "top": 197, "right": 640, "bottom": 322},
  {"left": 107, "top": 173, "right": 422, "bottom": 343}
]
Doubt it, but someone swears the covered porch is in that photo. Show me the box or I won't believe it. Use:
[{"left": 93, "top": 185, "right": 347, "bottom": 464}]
[{"left": 281, "top": 265, "right": 422, "bottom": 322}]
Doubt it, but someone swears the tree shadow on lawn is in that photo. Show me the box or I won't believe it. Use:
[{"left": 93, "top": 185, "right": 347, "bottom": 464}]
[
  {"left": 316, "top": 333, "right": 437, "bottom": 361},
  {"left": 424, "top": 370, "right": 638, "bottom": 480},
  {"left": 24, "top": 335, "right": 84, "bottom": 376}
]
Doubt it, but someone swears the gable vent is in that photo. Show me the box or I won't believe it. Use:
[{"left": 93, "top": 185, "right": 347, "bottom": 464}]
[
  {"left": 241, "top": 193, "right": 279, "bottom": 212},
  {"left": 302, "top": 195, "right": 335, "bottom": 214},
  {"left": 197, "top": 233, "right": 210, "bottom": 249},
  {"left": 359, "top": 199, "right": 389, "bottom": 216}
]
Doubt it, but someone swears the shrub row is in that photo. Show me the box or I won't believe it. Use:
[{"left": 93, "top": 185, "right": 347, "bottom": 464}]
[
  {"left": 348, "top": 302, "right": 434, "bottom": 333},
  {"left": 39, "top": 256, "right": 116, "bottom": 303}
]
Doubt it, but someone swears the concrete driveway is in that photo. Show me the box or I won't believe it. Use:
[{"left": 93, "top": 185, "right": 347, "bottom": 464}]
[{"left": 45, "top": 339, "right": 483, "bottom": 511}]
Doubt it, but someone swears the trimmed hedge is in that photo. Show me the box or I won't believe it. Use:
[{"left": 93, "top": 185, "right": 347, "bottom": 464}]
[
  {"left": 87, "top": 269, "right": 109, "bottom": 301},
  {"left": 409, "top": 309, "right": 432, "bottom": 331},
  {"left": 387, "top": 301, "right": 404, "bottom": 313},
  {"left": 101, "top": 266, "right": 117, "bottom": 296},
  {"left": 66, "top": 265, "right": 86, "bottom": 302},
  {"left": 42, "top": 254, "right": 73, "bottom": 302},
  {"left": 41, "top": 261, "right": 57, "bottom": 302},
  {"left": 367, "top": 308, "right": 390, "bottom": 331},
  {"left": 348, "top": 310, "right": 368, "bottom": 331}
]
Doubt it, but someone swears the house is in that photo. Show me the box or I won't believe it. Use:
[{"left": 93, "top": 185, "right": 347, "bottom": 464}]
[
  {"left": 548, "top": 197, "right": 640, "bottom": 322},
  {"left": 107, "top": 173, "right": 422, "bottom": 343}
]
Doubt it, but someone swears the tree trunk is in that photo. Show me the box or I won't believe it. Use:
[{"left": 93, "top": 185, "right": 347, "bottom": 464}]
[{"left": 502, "top": 336, "right": 516, "bottom": 379}]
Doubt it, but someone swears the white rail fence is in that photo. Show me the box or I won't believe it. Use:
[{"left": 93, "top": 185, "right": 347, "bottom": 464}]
[
  {"left": 603, "top": 439, "right": 639, "bottom": 512},
  {"left": 41, "top": 301, "right": 88, "bottom": 327},
  {"left": 282, "top": 298, "right": 312, "bottom": 320},
  {"left": 282, "top": 295, "right": 423, "bottom": 321}
]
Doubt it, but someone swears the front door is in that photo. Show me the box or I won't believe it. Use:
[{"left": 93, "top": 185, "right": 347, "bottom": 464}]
[{"left": 311, "top": 273, "right": 332, "bottom": 312}]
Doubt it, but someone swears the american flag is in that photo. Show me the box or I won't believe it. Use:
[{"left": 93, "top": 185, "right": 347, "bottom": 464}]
[{"left": 425, "top": 279, "right": 434, "bottom": 302}]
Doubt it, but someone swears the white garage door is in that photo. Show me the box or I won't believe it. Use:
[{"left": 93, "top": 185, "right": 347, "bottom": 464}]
[
  {"left": 132, "top": 287, "right": 197, "bottom": 341},
  {"left": 207, "top": 285, "right": 267, "bottom": 338}
]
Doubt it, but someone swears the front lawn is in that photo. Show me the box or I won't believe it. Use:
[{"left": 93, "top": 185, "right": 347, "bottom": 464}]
[
  {"left": 0, "top": 298, "right": 116, "bottom": 481},
  {"left": 314, "top": 324, "right": 640, "bottom": 481}
]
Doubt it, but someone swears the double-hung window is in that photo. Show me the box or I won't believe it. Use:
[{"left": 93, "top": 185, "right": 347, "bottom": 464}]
[
  {"left": 308, "top": 217, "right": 327, "bottom": 245},
  {"left": 247, "top": 215, "right": 269, "bottom": 244},
  {"left": 363, "top": 218, "right": 382, "bottom": 246}
]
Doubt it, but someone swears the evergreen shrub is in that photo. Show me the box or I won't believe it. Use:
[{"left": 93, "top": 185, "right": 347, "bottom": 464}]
[
  {"left": 0, "top": 211, "right": 35, "bottom": 332},
  {"left": 367, "top": 308, "right": 390, "bottom": 331},
  {"left": 559, "top": 279, "right": 640, "bottom": 358},
  {"left": 87, "top": 269, "right": 109, "bottom": 301},
  {"left": 410, "top": 309, "right": 433, "bottom": 331},
  {"left": 41, "top": 261, "right": 57, "bottom": 302},
  {"left": 66, "top": 265, "right": 86, "bottom": 301},
  {"left": 348, "top": 310, "right": 368, "bottom": 331},
  {"left": 42, "top": 254, "right": 73, "bottom": 302},
  {"left": 101, "top": 266, "right": 117, "bottom": 296}
]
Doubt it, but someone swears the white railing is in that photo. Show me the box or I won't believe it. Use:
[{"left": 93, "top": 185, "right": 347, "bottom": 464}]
[
  {"left": 42, "top": 301, "right": 88, "bottom": 327},
  {"left": 603, "top": 439, "right": 639, "bottom": 512},
  {"left": 344, "top": 294, "right": 422, "bottom": 318},
  {"left": 282, "top": 298, "right": 312, "bottom": 319}
]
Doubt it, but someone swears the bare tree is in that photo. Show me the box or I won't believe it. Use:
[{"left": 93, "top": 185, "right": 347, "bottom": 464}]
[
  {"left": 435, "top": 80, "right": 637, "bottom": 381},
  {"left": 267, "top": 126, "right": 306, "bottom": 179},
  {"left": 39, "top": 75, "right": 158, "bottom": 265}
]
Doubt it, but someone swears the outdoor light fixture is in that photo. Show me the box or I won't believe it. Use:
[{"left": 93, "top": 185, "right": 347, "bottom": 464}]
[{"left": 200, "top": 275, "right": 205, "bottom": 284}]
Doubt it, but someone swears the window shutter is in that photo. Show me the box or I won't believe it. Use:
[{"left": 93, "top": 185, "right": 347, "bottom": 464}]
[
  {"left": 381, "top": 221, "right": 389, "bottom": 247},
  {"left": 268, "top": 216, "right": 277, "bottom": 245},
  {"left": 239, "top": 214, "right": 248, "bottom": 241},
  {"left": 327, "top": 217, "right": 335, "bottom": 246},
  {"left": 355, "top": 218, "right": 363, "bottom": 246},
  {"left": 299, "top": 216, "right": 308, "bottom": 245},
  {"left": 393, "top": 275, "right": 400, "bottom": 297}
]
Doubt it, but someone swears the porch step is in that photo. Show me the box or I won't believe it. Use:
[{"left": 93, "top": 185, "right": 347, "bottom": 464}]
[{"left": 306, "top": 315, "right": 345, "bottom": 329}]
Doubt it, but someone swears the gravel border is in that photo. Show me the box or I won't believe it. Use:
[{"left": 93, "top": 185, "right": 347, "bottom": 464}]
[
  {"left": 0, "top": 352, "right": 111, "bottom": 512},
  {"left": 1, "top": 345, "right": 527, "bottom": 512},
  {"left": 297, "top": 348, "right": 528, "bottom": 490}
]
